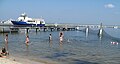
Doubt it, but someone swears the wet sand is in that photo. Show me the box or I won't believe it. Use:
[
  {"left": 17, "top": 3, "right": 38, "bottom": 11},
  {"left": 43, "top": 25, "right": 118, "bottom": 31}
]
[
  {"left": 0, "top": 57, "right": 45, "bottom": 64},
  {"left": 0, "top": 54, "right": 59, "bottom": 64}
]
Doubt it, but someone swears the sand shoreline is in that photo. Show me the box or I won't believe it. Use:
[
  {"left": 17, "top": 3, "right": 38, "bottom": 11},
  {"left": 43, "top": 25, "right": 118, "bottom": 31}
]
[
  {"left": 0, "top": 54, "right": 58, "bottom": 64},
  {"left": 0, "top": 57, "right": 45, "bottom": 64},
  {"left": 0, "top": 57, "right": 22, "bottom": 64}
]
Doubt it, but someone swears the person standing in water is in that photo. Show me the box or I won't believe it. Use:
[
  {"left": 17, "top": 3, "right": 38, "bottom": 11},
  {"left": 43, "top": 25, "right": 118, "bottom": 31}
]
[
  {"left": 25, "top": 35, "right": 29, "bottom": 45},
  {"left": 5, "top": 34, "right": 8, "bottom": 44},
  {"left": 49, "top": 34, "right": 52, "bottom": 41},
  {"left": 49, "top": 34, "right": 52, "bottom": 48},
  {"left": 59, "top": 32, "right": 64, "bottom": 43},
  {"left": 5, "top": 34, "right": 8, "bottom": 50}
]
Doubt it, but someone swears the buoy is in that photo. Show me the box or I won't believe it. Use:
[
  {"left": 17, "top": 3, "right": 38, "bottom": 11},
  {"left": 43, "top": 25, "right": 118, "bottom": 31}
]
[{"left": 111, "top": 41, "right": 119, "bottom": 45}]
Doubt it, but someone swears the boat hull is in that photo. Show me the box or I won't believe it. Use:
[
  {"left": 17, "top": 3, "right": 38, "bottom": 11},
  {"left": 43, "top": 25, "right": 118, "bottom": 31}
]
[{"left": 11, "top": 21, "right": 45, "bottom": 27}]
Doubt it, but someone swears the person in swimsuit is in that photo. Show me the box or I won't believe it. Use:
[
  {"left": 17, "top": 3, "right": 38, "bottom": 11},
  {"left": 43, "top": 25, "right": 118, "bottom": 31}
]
[
  {"left": 5, "top": 34, "right": 8, "bottom": 43},
  {"left": 59, "top": 32, "right": 64, "bottom": 43},
  {"left": 49, "top": 34, "right": 52, "bottom": 41},
  {"left": 60, "top": 35, "right": 63, "bottom": 42},
  {"left": 0, "top": 47, "right": 8, "bottom": 57},
  {"left": 25, "top": 35, "right": 29, "bottom": 45},
  {"left": 4, "top": 34, "right": 9, "bottom": 53}
]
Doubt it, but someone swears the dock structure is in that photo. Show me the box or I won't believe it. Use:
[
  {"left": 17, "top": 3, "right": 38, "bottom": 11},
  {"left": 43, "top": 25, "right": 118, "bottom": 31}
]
[
  {"left": 0, "top": 23, "right": 79, "bottom": 33},
  {"left": 0, "top": 23, "right": 120, "bottom": 33},
  {"left": 0, "top": 27, "right": 19, "bottom": 33}
]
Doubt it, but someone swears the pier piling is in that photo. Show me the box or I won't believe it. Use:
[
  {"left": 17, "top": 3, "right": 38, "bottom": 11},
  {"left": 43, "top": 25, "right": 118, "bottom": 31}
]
[
  {"left": 26, "top": 28, "right": 29, "bottom": 33},
  {"left": 86, "top": 26, "right": 89, "bottom": 37},
  {"left": 98, "top": 23, "right": 103, "bottom": 39}
]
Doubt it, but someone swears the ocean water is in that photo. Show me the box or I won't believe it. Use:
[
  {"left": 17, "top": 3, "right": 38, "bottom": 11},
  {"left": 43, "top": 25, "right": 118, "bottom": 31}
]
[{"left": 0, "top": 28, "right": 120, "bottom": 64}]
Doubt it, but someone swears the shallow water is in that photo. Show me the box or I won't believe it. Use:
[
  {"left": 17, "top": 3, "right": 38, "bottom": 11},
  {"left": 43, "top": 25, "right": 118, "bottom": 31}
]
[{"left": 0, "top": 28, "right": 120, "bottom": 64}]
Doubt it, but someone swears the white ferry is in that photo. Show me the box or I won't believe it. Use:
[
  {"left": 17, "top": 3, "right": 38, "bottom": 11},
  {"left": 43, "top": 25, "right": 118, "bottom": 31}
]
[{"left": 11, "top": 13, "right": 45, "bottom": 27}]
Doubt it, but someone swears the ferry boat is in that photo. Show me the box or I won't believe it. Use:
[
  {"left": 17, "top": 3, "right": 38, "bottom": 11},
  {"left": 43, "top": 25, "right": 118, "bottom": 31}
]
[{"left": 11, "top": 13, "right": 45, "bottom": 27}]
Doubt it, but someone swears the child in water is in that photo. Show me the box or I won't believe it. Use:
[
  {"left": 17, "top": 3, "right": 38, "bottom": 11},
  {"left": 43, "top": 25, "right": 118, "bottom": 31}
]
[
  {"left": 25, "top": 35, "right": 29, "bottom": 45},
  {"left": 49, "top": 34, "right": 52, "bottom": 41}
]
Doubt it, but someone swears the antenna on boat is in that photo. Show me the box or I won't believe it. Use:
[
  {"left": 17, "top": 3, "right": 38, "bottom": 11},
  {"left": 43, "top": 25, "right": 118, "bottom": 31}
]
[{"left": 21, "top": 12, "right": 27, "bottom": 20}]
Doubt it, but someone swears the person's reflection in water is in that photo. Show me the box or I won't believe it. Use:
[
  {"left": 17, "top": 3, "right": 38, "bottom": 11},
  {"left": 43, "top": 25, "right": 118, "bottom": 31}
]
[
  {"left": 49, "top": 40, "right": 52, "bottom": 48},
  {"left": 25, "top": 34, "right": 30, "bottom": 56},
  {"left": 59, "top": 42, "right": 63, "bottom": 50},
  {"left": 25, "top": 44, "right": 29, "bottom": 56}
]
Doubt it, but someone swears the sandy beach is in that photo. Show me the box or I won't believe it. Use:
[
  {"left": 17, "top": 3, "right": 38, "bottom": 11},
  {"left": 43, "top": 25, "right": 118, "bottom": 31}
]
[
  {"left": 0, "top": 57, "right": 45, "bottom": 64},
  {"left": 0, "top": 58, "right": 21, "bottom": 64}
]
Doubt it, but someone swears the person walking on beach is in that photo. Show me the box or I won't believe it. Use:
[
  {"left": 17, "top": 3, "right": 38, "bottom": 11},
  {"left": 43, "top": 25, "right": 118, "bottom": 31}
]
[
  {"left": 25, "top": 35, "right": 29, "bottom": 45},
  {"left": 59, "top": 32, "right": 64, "bottom": 43}
]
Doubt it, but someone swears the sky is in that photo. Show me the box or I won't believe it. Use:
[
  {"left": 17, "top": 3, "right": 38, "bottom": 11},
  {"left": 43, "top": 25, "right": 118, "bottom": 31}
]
[{"left": 0, "top": 0, "right": 120, "bottom": 25}]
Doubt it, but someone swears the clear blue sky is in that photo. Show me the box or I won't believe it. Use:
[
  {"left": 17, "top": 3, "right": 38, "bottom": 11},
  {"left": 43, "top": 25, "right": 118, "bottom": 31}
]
[{"left": 0, "top": 0, "right": 120, "bottom": 25}]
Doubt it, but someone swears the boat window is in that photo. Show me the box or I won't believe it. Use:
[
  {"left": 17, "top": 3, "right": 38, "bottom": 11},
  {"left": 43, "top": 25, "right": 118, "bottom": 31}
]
[{"left": 28, "top": 20, "right": 35, "bottom": 22}]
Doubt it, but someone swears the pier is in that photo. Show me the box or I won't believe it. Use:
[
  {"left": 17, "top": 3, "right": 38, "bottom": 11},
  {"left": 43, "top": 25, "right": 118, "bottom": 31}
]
[{"left": 0, "top": 23, "right": 120, "bottom": 33}]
